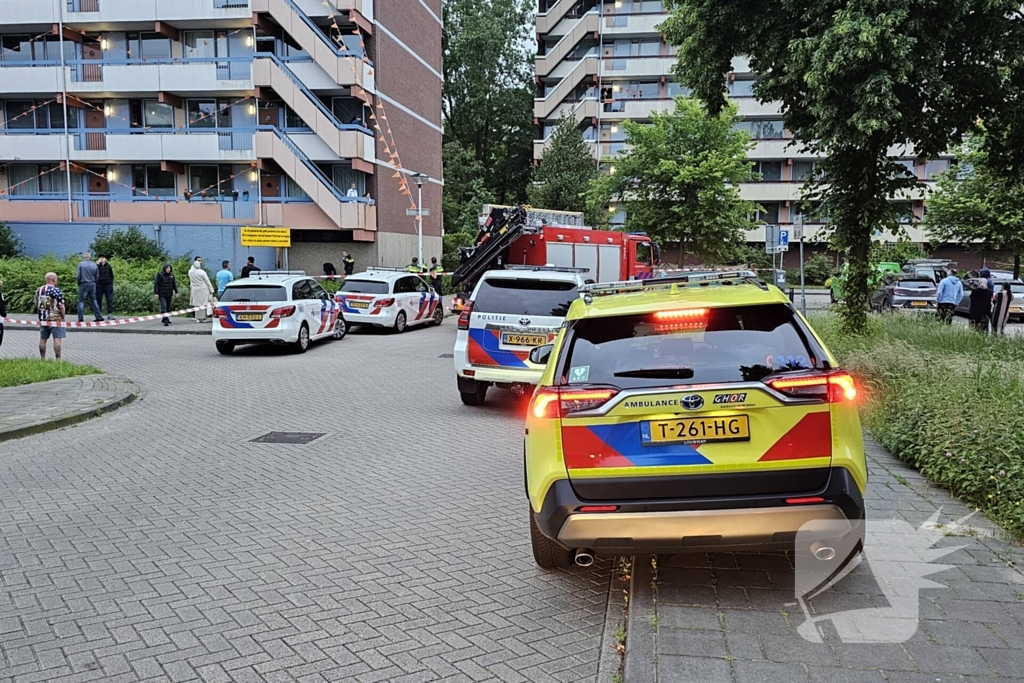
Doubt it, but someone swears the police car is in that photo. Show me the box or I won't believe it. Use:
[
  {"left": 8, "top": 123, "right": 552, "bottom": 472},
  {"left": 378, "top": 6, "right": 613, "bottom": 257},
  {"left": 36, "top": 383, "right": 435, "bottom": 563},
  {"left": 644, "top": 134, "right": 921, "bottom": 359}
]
[
  {"left": 212, "top": 272, "right": 346, "bottom": 354},
  {"left": 524, "top": 270, "right": 866, "bottom": 569},
  {"left": 453, "top": 266, "right": 589, "bottom": 405},
  {"left": 335, "top": 268, "right": 443, "bottom": 332}
]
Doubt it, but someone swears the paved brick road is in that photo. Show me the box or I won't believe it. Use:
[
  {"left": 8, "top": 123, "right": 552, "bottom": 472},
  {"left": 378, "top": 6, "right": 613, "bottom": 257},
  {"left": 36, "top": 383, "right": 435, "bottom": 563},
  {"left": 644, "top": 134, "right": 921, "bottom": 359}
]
[{"left": 0, "top": 325, "right": 615, "bottom": 683}]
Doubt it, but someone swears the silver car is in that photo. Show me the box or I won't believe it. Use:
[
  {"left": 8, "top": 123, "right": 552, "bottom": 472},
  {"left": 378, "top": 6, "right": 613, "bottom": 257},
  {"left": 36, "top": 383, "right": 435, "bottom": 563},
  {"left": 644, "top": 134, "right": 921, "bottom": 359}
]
[
  {"left": 957, "top": 279, "right": 1024, "bottom": 321},
  {"left": 869, "top": 275, "right": 938, "bottom": 312}
]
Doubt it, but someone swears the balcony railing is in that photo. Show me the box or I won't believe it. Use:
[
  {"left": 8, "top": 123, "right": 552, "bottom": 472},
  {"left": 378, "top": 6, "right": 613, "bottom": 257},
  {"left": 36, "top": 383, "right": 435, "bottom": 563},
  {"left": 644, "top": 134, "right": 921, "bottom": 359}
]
[
  {"left": 67, "top": 0, "right": 251, "bottom": 10},
  {"left": 58, "top": 56, "right": 254, "bottom": 82}
]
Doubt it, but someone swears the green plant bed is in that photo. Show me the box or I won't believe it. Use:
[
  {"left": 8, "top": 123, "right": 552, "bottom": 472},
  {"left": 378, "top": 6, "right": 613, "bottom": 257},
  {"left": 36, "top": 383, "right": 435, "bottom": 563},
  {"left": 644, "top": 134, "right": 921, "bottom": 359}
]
[
  {"left": 809, "top": 313, "right": 1024, "bottom": 538},
  {"left": 0, "top": 359, "right": 102, "bottom": 389}
]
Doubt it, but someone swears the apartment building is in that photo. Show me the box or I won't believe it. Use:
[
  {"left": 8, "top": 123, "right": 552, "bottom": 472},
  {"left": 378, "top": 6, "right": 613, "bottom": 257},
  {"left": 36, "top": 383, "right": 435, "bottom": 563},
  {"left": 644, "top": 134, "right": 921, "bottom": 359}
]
[
  {"left": 0, "top": 0, "right": 442, "bottom": 271},
  {"left": 534, "top": 0, "right": 947, "bottom": 251}
]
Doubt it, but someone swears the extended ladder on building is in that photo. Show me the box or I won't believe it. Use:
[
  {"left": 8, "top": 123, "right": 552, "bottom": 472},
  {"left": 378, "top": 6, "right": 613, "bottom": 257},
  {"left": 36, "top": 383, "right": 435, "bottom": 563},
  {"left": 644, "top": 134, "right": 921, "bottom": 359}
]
[{"left": 450, "top": 205, "right": 531, "bottom": 291}]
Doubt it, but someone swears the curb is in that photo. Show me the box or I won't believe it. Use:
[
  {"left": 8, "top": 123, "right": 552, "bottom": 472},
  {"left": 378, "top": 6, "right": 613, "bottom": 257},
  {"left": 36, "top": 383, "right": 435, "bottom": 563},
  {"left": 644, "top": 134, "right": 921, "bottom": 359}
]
[
  {"left": 0, "top": 376, "right": 140, "bottom": 443},
  {"left": 623, "top": 555, "right": 658, "bottom": 683}
]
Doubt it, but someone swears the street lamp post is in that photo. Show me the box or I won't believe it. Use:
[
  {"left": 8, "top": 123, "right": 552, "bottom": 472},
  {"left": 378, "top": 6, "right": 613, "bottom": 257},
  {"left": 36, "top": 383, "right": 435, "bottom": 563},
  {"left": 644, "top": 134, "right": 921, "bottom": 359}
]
[{"left": 413, "top": 173, "right": 427, "bottom": 265}]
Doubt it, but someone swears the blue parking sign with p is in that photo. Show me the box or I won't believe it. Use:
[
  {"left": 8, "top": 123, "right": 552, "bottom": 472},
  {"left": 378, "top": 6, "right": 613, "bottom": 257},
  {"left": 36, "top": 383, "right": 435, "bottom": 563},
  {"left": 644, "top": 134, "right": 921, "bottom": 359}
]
[{"left": 779, "top": 230, "right": 790, "bottom": 247}]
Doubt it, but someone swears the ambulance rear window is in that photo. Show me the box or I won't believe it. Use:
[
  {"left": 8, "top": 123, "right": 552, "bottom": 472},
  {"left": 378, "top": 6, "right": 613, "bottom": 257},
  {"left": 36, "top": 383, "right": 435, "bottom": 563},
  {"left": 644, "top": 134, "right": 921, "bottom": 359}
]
[
  {"left": 474, "top": 278, "right": 578, "bottom": 317},
  {"left": 219, "top": 285, "right": 288, "bottom": 302},
  {"left": 561, "top": 304, "right": 818, "bottom": 388}
]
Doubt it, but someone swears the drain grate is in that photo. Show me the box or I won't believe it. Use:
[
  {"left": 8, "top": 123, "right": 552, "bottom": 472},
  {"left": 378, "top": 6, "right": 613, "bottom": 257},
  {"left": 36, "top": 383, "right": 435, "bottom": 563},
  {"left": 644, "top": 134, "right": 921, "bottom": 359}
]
[
  {"left": 250, "top": 431, "right": 326, "bottom": 444},
  {"left": 438, "top": 353, "right": 454, "bottom": 358}
]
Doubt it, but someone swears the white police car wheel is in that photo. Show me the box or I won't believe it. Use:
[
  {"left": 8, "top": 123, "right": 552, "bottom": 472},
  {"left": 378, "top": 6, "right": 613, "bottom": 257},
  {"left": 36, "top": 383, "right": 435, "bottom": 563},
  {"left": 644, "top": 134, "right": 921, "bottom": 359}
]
[{"left": 333, "top": 319, "right": 347, "bottom": 340}]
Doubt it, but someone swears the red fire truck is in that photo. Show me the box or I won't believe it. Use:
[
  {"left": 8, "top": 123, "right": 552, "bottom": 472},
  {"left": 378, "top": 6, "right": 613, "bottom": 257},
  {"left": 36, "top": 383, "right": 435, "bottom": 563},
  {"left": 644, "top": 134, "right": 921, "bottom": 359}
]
[{"left": 449, "top": 205, "right": 659, "bottom": 309}]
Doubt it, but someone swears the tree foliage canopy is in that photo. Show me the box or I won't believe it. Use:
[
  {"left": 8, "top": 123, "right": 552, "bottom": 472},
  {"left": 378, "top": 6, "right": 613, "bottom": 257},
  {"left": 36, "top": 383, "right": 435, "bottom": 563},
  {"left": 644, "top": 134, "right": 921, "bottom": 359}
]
[
  {"left": 925, "top": 132, "right": 1024, "bottom": 278},
  {"left": 662, "top": 0, "right": 1019, "bottom": 332},
  {"left": 528, "top": 116, "right": 597, "bottom": 221},
  {"left": 602, "top": 97, "right": 756, "bottom": 264}
]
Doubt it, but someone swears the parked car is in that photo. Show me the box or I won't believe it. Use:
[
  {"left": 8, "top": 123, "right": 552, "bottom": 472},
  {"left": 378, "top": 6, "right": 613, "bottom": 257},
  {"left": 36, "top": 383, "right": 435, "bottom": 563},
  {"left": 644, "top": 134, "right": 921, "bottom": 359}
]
[
  {"left": 956, "top": 279, "right": 1024, "bottom": 321},
  {"left": 869, "top": 274, "right": 938, "bottom": 312},
  {"left": 901, "top": 259, "right": 957, "bottom": 283},
  {"left": 966, "top": 269, "right": 1014, "bottom": 282}
]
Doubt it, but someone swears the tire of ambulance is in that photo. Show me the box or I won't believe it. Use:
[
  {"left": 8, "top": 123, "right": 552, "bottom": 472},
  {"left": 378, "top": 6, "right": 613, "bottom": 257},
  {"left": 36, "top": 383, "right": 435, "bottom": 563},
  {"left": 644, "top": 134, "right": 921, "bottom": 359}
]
[
  {"left": 393, "top": 311, "right": 407, "bottom": 333},
  {"left": 216, "top": 341, "right": 234, "bottom": 355},
  {"left": 292, "top": 323, "right": 310, "bottom": 354},
  {"left": 431, "top": 306, "right": 444, "bottom": 326},
  {"left": 530, "top": 509, "right": 573, "bottom": 569},
  {"left": 332, "top": 318, "right": 347, "bottom": 341},
  {"left": 459, "top": 381, "right": 487, "bottom": 406}
]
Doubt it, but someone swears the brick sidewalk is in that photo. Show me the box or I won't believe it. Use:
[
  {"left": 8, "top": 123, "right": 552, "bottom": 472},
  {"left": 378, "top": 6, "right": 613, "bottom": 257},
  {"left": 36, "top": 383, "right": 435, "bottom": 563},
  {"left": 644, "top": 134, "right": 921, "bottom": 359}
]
[
  {"left": 625, "top": 437, "right": 1024, "bottom": 682},
  {"left": 0, "top": 374, "right": 138, "bottom": 442}
]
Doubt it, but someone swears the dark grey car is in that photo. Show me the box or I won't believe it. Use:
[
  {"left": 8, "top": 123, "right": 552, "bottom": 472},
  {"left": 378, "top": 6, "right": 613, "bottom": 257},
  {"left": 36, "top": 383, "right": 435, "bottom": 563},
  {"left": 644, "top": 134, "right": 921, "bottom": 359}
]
[
  {"left": 869, "top": 275, "right": 938, "bottom": 312},
  {"left": 957, "top": 279, "right": 1024, "bottom": 321}
]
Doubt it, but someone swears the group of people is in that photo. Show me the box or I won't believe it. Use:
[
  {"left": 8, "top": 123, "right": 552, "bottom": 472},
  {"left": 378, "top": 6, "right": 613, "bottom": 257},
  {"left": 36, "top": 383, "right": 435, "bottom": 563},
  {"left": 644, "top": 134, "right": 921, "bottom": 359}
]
[
  {"left": 153, "top": 256, "right": 263, "bottom": 327},
  {"left": 936, "top": 267, "right": 1016, "bottom": 335}
]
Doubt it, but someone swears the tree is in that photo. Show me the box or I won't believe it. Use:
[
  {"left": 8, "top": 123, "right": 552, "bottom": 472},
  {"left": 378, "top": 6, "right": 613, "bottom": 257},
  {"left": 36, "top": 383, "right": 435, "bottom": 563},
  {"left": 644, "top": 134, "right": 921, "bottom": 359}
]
[
  {"left": 528, "top": 116, "right": 597, "bottom": 221},
  {"left": 604, "top": 97, "right": 757, "bottom": 264},
  {"left": 925, "top": 132, "right": 1024, "bottom": 279},
  {"left": 442, "top": 0, "right": 534, "bottom": 205},
  {"left": 89, "top": 226, "right": 167, "bottom": 261},
  {"left": 0, "top": 221, "right": 23, "bottom": 258},
  {"left": 662, "top": 0, "right": 1017, "bottom": 333}
]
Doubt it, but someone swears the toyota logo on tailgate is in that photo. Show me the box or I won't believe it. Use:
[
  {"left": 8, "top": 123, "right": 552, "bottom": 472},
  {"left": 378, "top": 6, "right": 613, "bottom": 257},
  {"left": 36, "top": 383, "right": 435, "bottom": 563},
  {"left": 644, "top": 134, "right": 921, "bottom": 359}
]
[{"left": 680, "top": 395, "right": 704, "bottom": 410}]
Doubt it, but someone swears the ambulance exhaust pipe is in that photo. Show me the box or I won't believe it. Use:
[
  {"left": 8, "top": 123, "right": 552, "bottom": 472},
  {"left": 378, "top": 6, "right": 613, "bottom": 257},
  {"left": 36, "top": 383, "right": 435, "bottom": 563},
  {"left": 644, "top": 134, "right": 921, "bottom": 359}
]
[
  {"left": 810, "top": 542, "right": 836, "bottom": 561},
  {"left": 574, "top": 549, "right": 595, "bottom": 567}
]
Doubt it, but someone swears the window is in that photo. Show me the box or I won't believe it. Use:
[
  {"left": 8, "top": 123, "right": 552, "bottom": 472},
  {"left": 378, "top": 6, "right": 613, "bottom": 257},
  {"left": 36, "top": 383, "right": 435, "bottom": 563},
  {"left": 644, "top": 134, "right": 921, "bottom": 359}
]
[
  {"left": 4, "top": 101, "right": 77, "bottom": 129},
  {"left": 892, "top": 202, "right": 914, "bottom": 224},
  {"left": 0, "top": 35, "right": 72, "bottom": 62},
  {"left": 667, "top": 81, "right": 691, "bottom": 97},
  {"left": 895, "top": 159, "right": 917, "bottom": 178},
  {"left": 219, "top": 285, "right": 287, "bottom": 303},
  {"left": 292, "top": 280, "right": 315, "bottom": 300},
  {"left": 560, "top": 305, "right": 817, "bottom": 388},
  {"left": 924, "top": 159, "right": 950, "bottom": 179},
  {"left": 340, "top": 279, "right": 389, "bottom": 295},
  {"left": 754, "top": 202, "right": 780, "bottom": 224},
  {"left": 730, "top": 77, "right": 755, "bottom": 97},
  {"left": 1, "top": 35, "right": 32, "bottom": 61},
  {"left": 188, "top": 165, "right": 233, "bottom": 195},
  {"left": 473, "top": 278, "right": 579, "bottom": 317},
  {"left": 394, "top": 276, "right": 421, "bottom": 294},
  {"left": 601, "top": 123, "right": 627, "bottom": 142},
  {"left": 7, "top": 164, "right": 66, "bottom": 196},
  {"left": 793, "top": 201, "right": 827, "bottom": 223},
  {"left": 754, "top": 120, "right": 784, "bottom": 139},
  {"left": 792, "top": 160, "right": 819, "bottom": 181},
  {"left": 132, "top": 165, "right": 175, "bottom": 197},
  {"left": 332, "top": 165, "right": 365, "bottom": 196},
  {"left": 636, "top": 242, "right": 652, "bottom": 266},
  {"left": 310, "top": 281, "right": 330, "bottom": 299},
  {"left": 187, "top": 100, "right": 231, "bottom": 128},
  {"left": 754, "top": 161, "right": 782, "bottom": 181},
  {"left": 144, "top": 101, "right": 173, "bottom": 128},
  {"left": 183, "top": 31, "right": 216, "bottom": 58},
  {"left": 125, "top": 32, "right": 171, "bottom": 60}
]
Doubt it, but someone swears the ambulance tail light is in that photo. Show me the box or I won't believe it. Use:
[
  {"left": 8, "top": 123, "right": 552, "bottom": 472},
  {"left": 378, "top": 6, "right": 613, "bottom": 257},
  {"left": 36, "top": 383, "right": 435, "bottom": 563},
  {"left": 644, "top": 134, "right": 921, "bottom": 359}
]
[
  {"left": 531, "top": 386, "right": 619, "bottom": 419},
  {"left": 767, "top": 371, "right": 857, "bottom": 403},
  {"left": 458, "top": 301, "right": 474, "bottom": 330},
  {"left": 376, "top": 298, "right": 395, "bottom": 308},
  {"left": 269, "top": 305, "right": 296, "bottom": 319}
]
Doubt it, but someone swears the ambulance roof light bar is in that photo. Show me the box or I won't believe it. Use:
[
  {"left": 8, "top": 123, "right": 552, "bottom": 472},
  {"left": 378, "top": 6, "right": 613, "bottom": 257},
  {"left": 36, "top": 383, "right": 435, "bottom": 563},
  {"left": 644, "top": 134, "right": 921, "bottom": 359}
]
[{"left": 579, "top": 270, "right": 766, "bottom": 301}]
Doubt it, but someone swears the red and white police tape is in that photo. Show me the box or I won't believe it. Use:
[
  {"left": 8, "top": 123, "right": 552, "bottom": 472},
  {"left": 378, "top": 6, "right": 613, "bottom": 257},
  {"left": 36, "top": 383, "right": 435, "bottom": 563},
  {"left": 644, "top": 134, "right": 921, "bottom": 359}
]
[{"left": 1, "top": 305, "right": 212, "bottom": 328}]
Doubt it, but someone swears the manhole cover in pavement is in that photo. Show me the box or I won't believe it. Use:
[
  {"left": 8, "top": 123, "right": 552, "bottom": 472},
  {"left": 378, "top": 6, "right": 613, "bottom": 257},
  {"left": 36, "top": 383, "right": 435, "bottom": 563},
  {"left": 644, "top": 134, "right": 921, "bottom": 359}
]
[
  {"left": 250, "top": 431, "right": 326, "bottom": 444},
  {"left": 438, "top": 353, "right": 454, "bottom": 358}
]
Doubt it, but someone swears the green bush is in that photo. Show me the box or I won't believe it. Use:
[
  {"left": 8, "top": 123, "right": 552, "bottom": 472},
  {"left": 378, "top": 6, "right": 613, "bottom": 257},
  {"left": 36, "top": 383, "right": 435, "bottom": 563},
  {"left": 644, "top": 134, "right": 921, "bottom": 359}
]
[
  {"left": 90, "top": 226, "right": 168, "bottom": 262},
  {"left": 0, "top": 222, "right": 22, "bottom": 258},
  {"left": 810, "top": 313, "right": 1024, "bottom": 538},
  {"left": 0, "top": 255, "right": 193, "bottom": 315}
]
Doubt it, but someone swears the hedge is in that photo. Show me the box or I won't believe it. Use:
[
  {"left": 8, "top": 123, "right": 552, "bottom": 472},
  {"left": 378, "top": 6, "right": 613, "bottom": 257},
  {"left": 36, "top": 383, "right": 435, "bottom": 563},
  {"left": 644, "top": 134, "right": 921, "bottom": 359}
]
[{"left": 811, "top": 313, "right": 1024, "bottom": 538}]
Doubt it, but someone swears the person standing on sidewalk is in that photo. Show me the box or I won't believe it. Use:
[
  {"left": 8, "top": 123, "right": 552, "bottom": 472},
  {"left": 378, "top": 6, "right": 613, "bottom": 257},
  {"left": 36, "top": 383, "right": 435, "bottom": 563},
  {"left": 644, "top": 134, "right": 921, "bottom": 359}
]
[
  {"left": 936, "top": 268, "right": 964, "bottom": 325},
  {"left": 75, "top": 252, "right": 103, "bottom": 324},
  {"left": 216, "top": 260, "right": 234, "bottom": 297},
  {"left": 35, "top": 272, "right": 66, "bottom": 360},
  {"left": 154, "top": 263, "right": 178, "bottom": 326},
  {"left": 343, "top": 251, "right": 355, "bottom": 276},
  {"left": 969, "top": 279, "right": 993, "bottom": 332},
  {"left": 189, "top": 257, "right": 216, "bottom": 322},
  {"left": 992, "top": 281, "right": 1014, "bottom": 336},
  {"left": 240, "top": 256, "right": 260, "bottom": 279},
  {"left": 96, "top": 254, "right": 115, "bottom": 320},
  {"left": 429, "top": 257, "right": 444, "bottom": 308}
]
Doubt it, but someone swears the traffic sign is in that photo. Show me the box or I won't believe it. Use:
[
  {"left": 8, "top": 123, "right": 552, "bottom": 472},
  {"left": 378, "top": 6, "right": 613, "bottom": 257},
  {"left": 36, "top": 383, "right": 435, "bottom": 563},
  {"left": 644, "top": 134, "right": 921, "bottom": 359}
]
[
  {"left": 778, "top": 229, "right": 790, "bottom": 251},
  {"left": 793, "top": 214, "right": 805, "bottom": 241}
]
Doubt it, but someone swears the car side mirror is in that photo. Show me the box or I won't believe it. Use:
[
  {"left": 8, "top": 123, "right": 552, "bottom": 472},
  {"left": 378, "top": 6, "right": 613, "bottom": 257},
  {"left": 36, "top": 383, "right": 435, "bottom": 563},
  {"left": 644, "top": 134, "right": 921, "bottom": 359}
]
[{"left": 529, "top": 344, "right": 553, "bottom": 366}]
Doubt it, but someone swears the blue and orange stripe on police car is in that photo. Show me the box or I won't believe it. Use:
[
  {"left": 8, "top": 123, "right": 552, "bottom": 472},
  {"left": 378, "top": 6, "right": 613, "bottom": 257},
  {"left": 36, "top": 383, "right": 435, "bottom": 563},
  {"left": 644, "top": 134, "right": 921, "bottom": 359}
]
[
  {"left": 217, "top": 305, "right": 270, "bottom": 329},
  {"left": 467, "top": 328, "right": 530, "bottom": 368}
]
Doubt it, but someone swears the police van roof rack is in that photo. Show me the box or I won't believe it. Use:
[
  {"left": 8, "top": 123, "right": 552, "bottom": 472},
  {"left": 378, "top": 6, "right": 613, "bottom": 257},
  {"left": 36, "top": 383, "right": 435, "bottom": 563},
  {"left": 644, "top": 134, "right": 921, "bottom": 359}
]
[
  {"left": 580, "top": 270, "right": 766, "bottom": 301},
  {"left": 251, "top": 270, "right": 307, "bottom": 278},
  {"left": 504, "top": 265, "right": 590, "bottom": 273}
]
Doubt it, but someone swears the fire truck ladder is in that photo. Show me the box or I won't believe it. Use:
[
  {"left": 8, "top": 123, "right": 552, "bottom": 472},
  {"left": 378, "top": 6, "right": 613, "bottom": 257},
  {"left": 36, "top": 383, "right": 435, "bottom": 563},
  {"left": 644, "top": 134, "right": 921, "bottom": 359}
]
[{"left": 450, "top": 205, "right": 530, "bottom": 291}]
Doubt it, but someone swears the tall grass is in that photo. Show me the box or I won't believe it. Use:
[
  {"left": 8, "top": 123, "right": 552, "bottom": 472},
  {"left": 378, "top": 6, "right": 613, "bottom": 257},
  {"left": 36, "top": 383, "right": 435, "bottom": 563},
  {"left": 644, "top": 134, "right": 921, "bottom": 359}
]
[
  {"left": 810, "top": 313, "right": 1024, "bottom": 538},
  {"left": 0, "top": 359, "right": 101, "bottom": 389}
]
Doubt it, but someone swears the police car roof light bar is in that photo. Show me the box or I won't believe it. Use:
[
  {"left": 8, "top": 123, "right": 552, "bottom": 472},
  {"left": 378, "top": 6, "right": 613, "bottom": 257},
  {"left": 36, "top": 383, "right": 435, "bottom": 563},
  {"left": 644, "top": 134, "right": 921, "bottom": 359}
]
[
  {"left": 365, "top": 267, "right": 412, "bottom": 272},
  {"left": 253, "top": 270, "right": 307, "bottom": 277},
  {"left": 504, "top": 265, "right": 591, "bottom": 273},
  {"left": 580, "top": 270, "right": 766, "bottom": 299}
]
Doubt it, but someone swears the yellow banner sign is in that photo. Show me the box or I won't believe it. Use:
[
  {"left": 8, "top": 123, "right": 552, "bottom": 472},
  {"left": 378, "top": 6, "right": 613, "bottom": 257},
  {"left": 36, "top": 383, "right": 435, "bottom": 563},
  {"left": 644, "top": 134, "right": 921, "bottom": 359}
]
[{"left": 241, "top": 227, "right": 291, "bottom": 247}]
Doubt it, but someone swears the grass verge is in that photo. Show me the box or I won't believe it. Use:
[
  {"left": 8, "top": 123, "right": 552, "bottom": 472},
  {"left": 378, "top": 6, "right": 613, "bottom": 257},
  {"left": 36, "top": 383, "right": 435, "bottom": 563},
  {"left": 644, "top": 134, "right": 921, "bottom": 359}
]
[
  {"left": 809, "top": 313, "right": 1024, "bottom": 539},
  {"left": 0, "top": 359, "right": 102, "bottom": 389}
]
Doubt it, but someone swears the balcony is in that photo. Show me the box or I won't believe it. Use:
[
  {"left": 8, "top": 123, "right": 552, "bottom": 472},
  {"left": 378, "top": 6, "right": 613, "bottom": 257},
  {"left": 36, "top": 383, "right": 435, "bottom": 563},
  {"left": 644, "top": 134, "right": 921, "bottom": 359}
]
[
  {"left": 602, "top": 12, "right": 667, "bottom": 36},
  {"left": 537, "top": 0, "right": 595, "bottom": 34},
  {"left": 601, "top": 56, "right": 677, "bottom": 78},
  {"left": 535, "top": 13, "right": 599, "bottom": 77},
  {"left": 534, "top": 56, "right": 597, "bottom": 119},
  {"left": 67, "top": 57, "right": 252, "bottom": 92},
  {"left": 61, "top": 0, "right": 251, "bottom": 23},
  {"left": 0, "top": 128, "right": 256, "bottom": 164}
]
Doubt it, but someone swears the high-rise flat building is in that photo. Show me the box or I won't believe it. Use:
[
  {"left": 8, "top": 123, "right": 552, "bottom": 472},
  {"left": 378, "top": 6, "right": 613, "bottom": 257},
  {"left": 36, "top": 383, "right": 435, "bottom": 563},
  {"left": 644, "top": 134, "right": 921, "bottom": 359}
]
[
  {"left": 0, "top": 0, "right": 442, "bottom": 269},
  {"left": 534, "top": 1, "right": 941, "bottom": 249}
]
